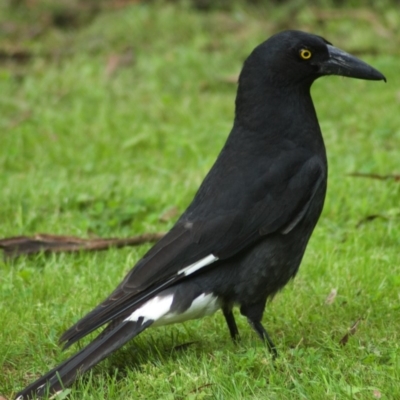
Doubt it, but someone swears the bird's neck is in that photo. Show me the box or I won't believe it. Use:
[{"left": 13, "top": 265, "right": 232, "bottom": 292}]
[{"left": 233, "top": 83, "right": 323, "bottom": 150}]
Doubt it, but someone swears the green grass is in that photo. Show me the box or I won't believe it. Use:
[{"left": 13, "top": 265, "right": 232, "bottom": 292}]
[{"left": 1, "top": 3, "right": 400, "bottom": 399}]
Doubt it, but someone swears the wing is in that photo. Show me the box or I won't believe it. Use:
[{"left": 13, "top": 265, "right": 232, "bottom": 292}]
[{"left": 61, "top": 149, "right": 326, "bottom": 347}]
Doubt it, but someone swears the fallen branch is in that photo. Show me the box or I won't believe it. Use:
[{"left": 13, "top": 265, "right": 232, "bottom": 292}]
[
  {"left": 0, "top": 232, "right": 165, "bottom": 259},
  {"left": 348, "top": 172, "right": 400, "bottom": 181}
]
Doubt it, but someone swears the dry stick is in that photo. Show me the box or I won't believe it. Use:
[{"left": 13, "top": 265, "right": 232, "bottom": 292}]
[
  {"left": 0, "top": 232, "right": 165, "bottom": 259},
  {"left": 348, "top": 172, "right": 400, "bottom": 181}
]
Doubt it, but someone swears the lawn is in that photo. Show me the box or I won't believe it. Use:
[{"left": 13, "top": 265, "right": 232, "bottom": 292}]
[{"left": 1, "top": 2, "right": 399, "bottom": 399}]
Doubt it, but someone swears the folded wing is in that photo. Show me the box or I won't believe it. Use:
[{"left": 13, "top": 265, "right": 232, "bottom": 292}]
[{"left": 61, "top": 150, "right": 325, "bottom": 347}]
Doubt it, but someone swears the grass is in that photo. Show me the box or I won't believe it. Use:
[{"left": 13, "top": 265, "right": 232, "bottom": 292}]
[{"left": 1, "top": 2, "right": 400, "bottom": 399}]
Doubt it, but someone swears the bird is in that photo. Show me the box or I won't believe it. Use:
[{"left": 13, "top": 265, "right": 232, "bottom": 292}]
[{"left": 15, "top": 30, "right": 385, "bottom": 400}]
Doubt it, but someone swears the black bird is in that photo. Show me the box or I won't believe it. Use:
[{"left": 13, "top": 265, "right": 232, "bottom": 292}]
[{"left": 15, "top": 30, "right": 385, "bottom": 400}]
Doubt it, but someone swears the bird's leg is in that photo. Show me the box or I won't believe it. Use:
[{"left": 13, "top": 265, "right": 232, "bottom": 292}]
[
  {"left": 222, "top": 306, "right": 240, "bottom": 342},
  {"left": 240, "top": 301, "right": 278, "bottom": 358},
  {"left": 246, "top": 318, "right": 277, "bottom": 358}
]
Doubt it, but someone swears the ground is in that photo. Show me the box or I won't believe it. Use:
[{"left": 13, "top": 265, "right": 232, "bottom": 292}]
[{"left": 0, "top": 2, "right": 399, "bottom": 399}]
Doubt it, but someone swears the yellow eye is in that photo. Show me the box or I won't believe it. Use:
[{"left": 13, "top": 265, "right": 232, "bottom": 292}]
[{"left": 299, "top": 49, "right": 312, "bottom": 60}]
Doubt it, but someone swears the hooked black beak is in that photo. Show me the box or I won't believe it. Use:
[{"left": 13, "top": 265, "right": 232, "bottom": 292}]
[{"left": 318, "top": 45, "right": 386, "bottom": 82}]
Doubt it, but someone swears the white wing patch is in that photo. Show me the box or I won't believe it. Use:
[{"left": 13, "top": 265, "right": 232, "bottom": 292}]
[
  {"left": 124, "top": 293, "right": 220, "bottom": 327},
  {"left": 153, "top": 293, "right": 220, "bottom": 327},
  {"left": 124, "top": 295, "right": 174, "bottom": 324},
  {"left": 124, "top": 255, "right": 220, "bottom": 327},
  {"left": 178, "top": 254, "right": 218, "bottom": 276}
]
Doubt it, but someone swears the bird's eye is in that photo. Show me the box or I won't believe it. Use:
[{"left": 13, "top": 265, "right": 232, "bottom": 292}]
[{"left": 299, "top": 49, "right": 312, "bottom": 60}]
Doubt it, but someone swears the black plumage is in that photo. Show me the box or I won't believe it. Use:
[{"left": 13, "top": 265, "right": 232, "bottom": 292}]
[{"left": 15, "top": 30, "right": 385, "bottom": 399}]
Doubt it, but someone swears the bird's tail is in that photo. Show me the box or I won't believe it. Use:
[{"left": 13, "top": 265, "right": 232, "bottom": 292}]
[{"left": 15, "top": 318, "right": 152, "bottom": 400}]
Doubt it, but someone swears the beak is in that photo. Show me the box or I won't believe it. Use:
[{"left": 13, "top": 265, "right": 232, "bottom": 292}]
[{"left": 318, "top": 45, "right": 386, "bottom": 82}]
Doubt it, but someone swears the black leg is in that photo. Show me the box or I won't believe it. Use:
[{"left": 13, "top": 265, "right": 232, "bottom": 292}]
[
  {"left": 246, "top": 318, "right": 278, "bottom": 358},
  {"left": 240, "top": 300, "right": 278, "bottom": 358},
  {"left": 222, "top": 307, "right": 240, "bottom": 341}
]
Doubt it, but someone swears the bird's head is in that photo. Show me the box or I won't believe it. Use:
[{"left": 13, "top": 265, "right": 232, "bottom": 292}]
[{"left": 242, "top": 30, "right": 386, "bottom": 87}]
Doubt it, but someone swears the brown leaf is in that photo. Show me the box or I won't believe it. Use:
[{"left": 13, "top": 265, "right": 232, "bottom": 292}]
[
  {"left": 325, "top": 288, "right": 337, "bottom": 305},
  {"left": 339, "top": 318, "right": 362, "bottom": 346},
  {"left": 339, "top": 332, "right": 350, "bottom": 346}
]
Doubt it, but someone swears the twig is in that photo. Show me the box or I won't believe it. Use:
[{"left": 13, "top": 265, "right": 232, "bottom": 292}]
[
  {"left": 348, "top": 172, "right": 400, "bottom": 181},
  {"left": 0, "top": 232, "right": 165, "bottom": 259}
]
